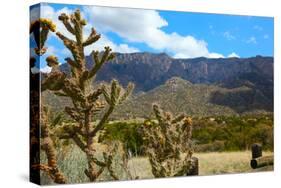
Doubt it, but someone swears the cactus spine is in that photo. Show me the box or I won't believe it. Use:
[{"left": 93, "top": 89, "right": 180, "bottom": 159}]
[
  {"left": 42, "top": 9, "right": 134, "bottom": 181},
  {"left": 141, "top": 104, "right": 193, "bottom": 177}
]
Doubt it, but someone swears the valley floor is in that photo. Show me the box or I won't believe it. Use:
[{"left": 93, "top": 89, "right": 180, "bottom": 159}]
[
  {"left": 194, "top": 151, "right": 273, "bottom": 175},
  {"left": 40, "top": 146, "right": 273, "bottom": 184},
  {"left": 129, "top": 151, "right": 273, "bottom": 178}
]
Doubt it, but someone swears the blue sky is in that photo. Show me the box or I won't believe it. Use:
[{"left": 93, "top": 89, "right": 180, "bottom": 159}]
[{"left": 30, "top": 3, "right": 273, "bottom": 71}]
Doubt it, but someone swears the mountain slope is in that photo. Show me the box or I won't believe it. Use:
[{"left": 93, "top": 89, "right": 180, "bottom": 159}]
[
  {"left": 44, "top": 52, "right": 273, "bottom": 117},
  {"left": 112, "top": 77, "right": 271, "bottom": 118},
  {"left": 60, "top": 53, "right": 273, "bottom": 93}
]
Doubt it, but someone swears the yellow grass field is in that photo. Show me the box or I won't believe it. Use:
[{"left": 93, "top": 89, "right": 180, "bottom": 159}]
[
  {"left": 194, "top": 151, "right": 273, "bottom": 175},
  {"left": 41, "top": 146, "right": 273, "bottom": 184},
  {"left": 127, "top": 151, "right": 274, "bottom": 179}
]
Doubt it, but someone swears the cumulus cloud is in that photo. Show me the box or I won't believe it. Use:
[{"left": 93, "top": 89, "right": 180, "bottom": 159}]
[
  {"left": 40, "top": 66, "right": 52, "bottom": 73},
  {"left": 30, "top": 65, "right": 52, "bottom": 73},
  {"left": 84, "top": 6, "right": 223, "bottom": 58},
  {"left": 208, "top": 53, "right": 225, "bottom": 58},
  {"left": 37, "top": 5, "right": 139, "bottom": 56},
  {"left": 84, "top": 35, "right": 139, "bottom": 55},
  {"left": 246, "top": 36, "right": 257, "bottom": 44},
  {"left": 263, "top": 34, "right": 269, "bottom": 39},
  {"left": 227, "top": 52, "right": 240, "bottom": 58},
  {"left": 223, "top": 31, "right": 235, "bottom": 40},
  {"left": 32, "top": 4, "right": 225, "bottom": 61}
]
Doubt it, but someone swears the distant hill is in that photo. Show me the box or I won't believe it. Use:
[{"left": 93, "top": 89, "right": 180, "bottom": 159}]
[
  {"left": 44, "top": 52, "right": 273, "bottom": 117},
  {"left": 112, "top": 77, "right": 272, "bottom": 118}
]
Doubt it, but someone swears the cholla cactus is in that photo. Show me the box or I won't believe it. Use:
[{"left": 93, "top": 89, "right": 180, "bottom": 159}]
[
  {"left": 32, "top": 106, "right": 66, "bottom": 183},
  {"left": 30, "top": 19, "right": 66, "bottom": 184},
  {"left": 30, "top": 18, "right": 56, "bottom": 55},
  {"left": 140, "top": 104, "right": 193, "bottom": 177},
  {"left": 42, "top": 9, "right": 134, "bottom": 181}
]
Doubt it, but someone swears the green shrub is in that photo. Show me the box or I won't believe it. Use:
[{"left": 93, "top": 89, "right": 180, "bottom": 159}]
[
  {"left": 97, "top": 114, "right": 273, "bottom": 154},
  {"left": 100, "top": 121, "right": 144, "bottom": 156}
]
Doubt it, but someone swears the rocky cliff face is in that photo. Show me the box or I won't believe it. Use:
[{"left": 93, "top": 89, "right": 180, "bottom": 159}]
[
  {"left": 60, "top": 52, "right": 273, "bottom": 92},
  {"left": 55, "top": 52, "right": 273, "bottom": 116}
]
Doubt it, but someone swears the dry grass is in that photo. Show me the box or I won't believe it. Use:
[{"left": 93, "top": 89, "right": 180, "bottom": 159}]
[
  {"left": 40, "top": 146, "right": 273, "bottom": 184},
  {"left": 194, "top": 151, "right": 273, "bottom": 175},
  {"left": 128, "top": 151, "right": 274, "bottom": 178}
]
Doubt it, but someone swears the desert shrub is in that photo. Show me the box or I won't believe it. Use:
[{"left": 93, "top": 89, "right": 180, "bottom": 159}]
[
  {"left": 193, "top": 115, "right": 273, "bottom": 151},
  {"left": 87, "top": 114, "right": 273, "bottom": 157},
  {"left": 99, "top": 121, "right": 144, "bottom": 156},
  {"left": 194, "top": 141, "right": 225, "bottom": 152}
]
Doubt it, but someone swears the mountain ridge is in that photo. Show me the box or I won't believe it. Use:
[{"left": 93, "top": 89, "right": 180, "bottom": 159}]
[
  {"left": 43, "top": 52, "right": 274, "bottom": 117},
  {"left": 60, "top": 52, "right": 273, "bottom": 91}
]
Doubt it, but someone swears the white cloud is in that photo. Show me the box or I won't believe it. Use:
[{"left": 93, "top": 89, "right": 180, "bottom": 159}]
[
  {"left": 264, "top": 34, "right": 269, "bottom": 39},
  {"left": 208, "top": 53, "right": 225, "bottom": 58},
  {"left": 84, "top": 6, "right": 223, "bottom": 59},
  {"left": 40, "top": 66, "right": 52, "bottom": 73},
  {"left": 223, "top": 31, "right": 235, "bottom": 40},
  {"left": 30, "top": 66, "right": 52, "bottom": 73},
  {"left": 38, "top": 5, "right": 139, "bottom": 56},
  {"left": 34, "top": 4, "right": 227, "bottom": 62},
  {"left": 246, "top": 36, "right": 257, "bottom": 44},
  {"left": 84, "top": 35, "right": 139, "bottom": 55},
  {"left": 227, "top": 52, "right": 240, "bottom": 58}
]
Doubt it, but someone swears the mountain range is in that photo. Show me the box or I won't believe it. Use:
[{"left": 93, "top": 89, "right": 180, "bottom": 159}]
[{"left": 44, "top": 52, "right": 273, "bottom": 117}]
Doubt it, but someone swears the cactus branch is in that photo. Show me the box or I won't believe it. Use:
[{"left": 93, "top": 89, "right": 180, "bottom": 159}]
[
  {"left": 39, "top": 106, "right": 67, "bottom": 183},
  {"left": 83, "top": 28, "right": 101, "bottom": 47},
  {"left": 90, "top": 106, "right": 114, "bottom": 137},
  {"left": 58, "top": 13, "right": 75, "bottom": 35}
]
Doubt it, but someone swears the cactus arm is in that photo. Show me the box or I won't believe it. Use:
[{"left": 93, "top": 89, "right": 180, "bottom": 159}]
[
  {"left": 87, "top": 88, "right": 103, "bottom": 103},
  {"left": 90, "top": 105, "right": 114, "bottom": 137},
  {"left": 58, "top": 13, "right": 75, "bottom": 35},
  {"left": 152, "top": 104, "right": 164, "bottom": 124},
  {"left": 119, "top": 82, "right": 134, "bottom": 103},
  {"left": 39, "top": 107, "right": 67, "bottom": 184},
  {"left": 65, "top": 57, "right": 81, "bottom": 69},
  {"left": 83, "top": 28, "right": 101, "bottom": 47},
  {"left": 88, "top": 46, "right": 115, "bottom": 79},
  {"left": 56, "top": 32, "right": 77, "bottom": 47},
  {"left": 70, "top": 9, "right": 85, "bottom": 45},
  {"left": 72, "top": 133, "right": 87, "bottom": 152},
  {"left": 171, "top": 114, "right": 186, "bottom": 124}
]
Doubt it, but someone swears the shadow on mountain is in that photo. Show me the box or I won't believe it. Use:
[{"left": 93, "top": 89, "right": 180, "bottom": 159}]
[{"left": 209, "top": 86, "right": 273, "bottom": 113}]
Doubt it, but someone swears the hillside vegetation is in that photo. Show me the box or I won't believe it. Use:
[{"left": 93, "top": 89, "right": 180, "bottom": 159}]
[{"left": 44, "top": 77, "right": 273, "bottom": 117}]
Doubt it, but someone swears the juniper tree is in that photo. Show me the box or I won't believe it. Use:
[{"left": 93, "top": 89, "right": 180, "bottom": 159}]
[
  {"left": 41, "top": 9, "right": 134, "bottom": 181},
  {"left": 140, "top": 104, "right": 194, "bottom": 177}
]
